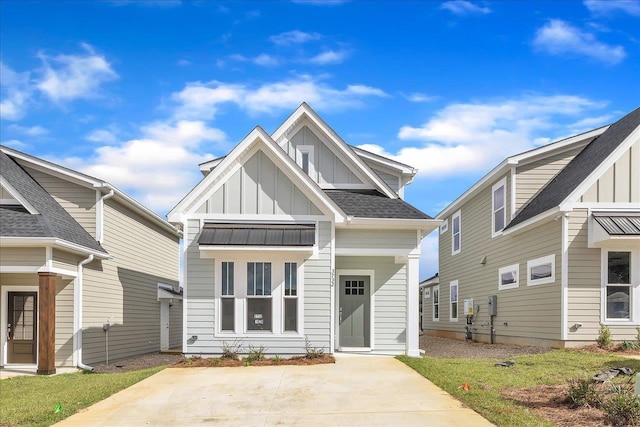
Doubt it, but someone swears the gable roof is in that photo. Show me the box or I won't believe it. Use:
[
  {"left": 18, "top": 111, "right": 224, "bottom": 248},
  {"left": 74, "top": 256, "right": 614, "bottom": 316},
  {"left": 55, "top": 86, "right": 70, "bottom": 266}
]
[
  {"left": 506, "top": 107, "right": 640, "bottom": 230},
  {"left": 325, "top": 189, "right": 431, "bottom": 220},
  {"left": 0, "top": 151, "right": 109, "bottom": 256}
]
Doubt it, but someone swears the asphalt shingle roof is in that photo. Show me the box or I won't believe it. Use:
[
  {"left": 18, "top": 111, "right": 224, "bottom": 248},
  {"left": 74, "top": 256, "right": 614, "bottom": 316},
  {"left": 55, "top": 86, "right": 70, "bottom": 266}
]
[
  {"left": 507, "top": 107, "right": 640, "bottom": 229},
  {"left": 325, "top": 189, "right": 432, "bottom": 220},
  {"left": 0, "top": 151, "right": 108, "bottom": 255}
]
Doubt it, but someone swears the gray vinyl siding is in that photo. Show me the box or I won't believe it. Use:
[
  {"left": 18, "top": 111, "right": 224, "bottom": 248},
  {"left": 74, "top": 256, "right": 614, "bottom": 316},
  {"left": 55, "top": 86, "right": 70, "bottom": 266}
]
[
  {"left": 567, "top": 209, "right": 637, "bottom": 342},
  {"left": 81, "top": 198, "right": 179, "bottom": 365},
  {"left": 169, "top": 299, "right": 183, "bottom": 349},
  {"left": 199, "top": 150, "right": 322, "bottom": 216},
  {"left": 580, "top": 141, "right": 640, "bottom": 203},
  {"left": 336, "top": 256, "right": 407, "bottom": 354},
  {"left": 515, "top": 147, "right": 582, "bottom": 213},
  {"left": 0, "top": 184, "right": 14, "bottom": 200},
  {"left": 0, "top": 247, "right": 45, "bottom": 267},
  {"left": 184, "top": 220, "right": 332, "bottom": 356},
  {"left": 372, "top": 168, "right": 400, "bottom": 193},
  {"left": 283, "top": 125, "right": 363, "bottom": 186},
  {"left": 430, "top": 171, "right": 564, "bottom": 344},
  {"left": 21, "top": 165, "right": 97, "bottom": 238},
  {"left": 336, "top": 229, "right": 417, "bottom": 251}
]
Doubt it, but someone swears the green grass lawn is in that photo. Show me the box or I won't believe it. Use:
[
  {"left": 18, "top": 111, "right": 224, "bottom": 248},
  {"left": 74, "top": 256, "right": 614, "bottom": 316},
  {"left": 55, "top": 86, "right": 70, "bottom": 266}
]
[
  {"left": 0, "top": 367, "right": 163, "bottom": 427},
  {"left": 398, "top": 350, "right": 640, "bottom": 427}
]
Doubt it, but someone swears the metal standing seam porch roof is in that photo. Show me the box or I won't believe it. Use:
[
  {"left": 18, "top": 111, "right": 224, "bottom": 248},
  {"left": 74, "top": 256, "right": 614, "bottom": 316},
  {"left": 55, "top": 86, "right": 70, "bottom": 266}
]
[
  {"left": 198, "top": 223, "right": 316, "bottom": 246},
  {"left": 593, "top": 213, "right": 640, "bottom": 235}
]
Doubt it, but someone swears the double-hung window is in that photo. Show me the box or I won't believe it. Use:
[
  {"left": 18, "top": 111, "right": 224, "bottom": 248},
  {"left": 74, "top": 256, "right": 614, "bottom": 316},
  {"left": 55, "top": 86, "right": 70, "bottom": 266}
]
[
  {"left": 221, "top": 262, "right": 235, "bottom": 332},
  {"left": 492, "top": 178, "right": 506, "bottom": 237},
  {"left": 284, "top": 262, "right": 298, "bottom": 332},
  {"left": 247, "top": 262, "right": 272, "bottom": 331},
  {"left": 432, "top": 285, "right": 440, "bottom": 321},
  {"left": 605, "top": 251, "right": 631, "bottom": 321},
  {"left": 452, "top": 211, "right": 461, "bottom": 255},
  {"left": 450, "top": 281, "right": 458, "bottom": 322}
]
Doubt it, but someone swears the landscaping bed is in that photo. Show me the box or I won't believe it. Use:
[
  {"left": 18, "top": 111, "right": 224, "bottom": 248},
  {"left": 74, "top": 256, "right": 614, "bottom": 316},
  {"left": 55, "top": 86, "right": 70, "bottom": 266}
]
[{"left": 171, "top": 354, "right": 335, "bottom": 367}]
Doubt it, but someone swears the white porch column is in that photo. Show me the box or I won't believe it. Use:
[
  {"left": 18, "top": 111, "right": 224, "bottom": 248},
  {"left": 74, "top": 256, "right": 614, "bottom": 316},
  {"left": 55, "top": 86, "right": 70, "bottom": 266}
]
[{"left": 406, "top": 253, "right": 420, "bottom": 357}]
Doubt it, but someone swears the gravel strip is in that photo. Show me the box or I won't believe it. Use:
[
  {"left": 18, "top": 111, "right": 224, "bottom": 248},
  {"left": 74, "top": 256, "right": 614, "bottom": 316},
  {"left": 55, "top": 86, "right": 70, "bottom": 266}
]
[{"left": 420, "top": 335, "right": 551, "bottom": 359}]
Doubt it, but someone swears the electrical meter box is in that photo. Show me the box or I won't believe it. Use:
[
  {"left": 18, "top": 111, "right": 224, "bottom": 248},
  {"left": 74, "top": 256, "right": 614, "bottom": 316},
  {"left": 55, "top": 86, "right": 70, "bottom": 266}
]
[
  {"left": 488, "top": 295, "right": 497, "bottom": 316},
  {"left": 463, "top": 299, "right": 474, "bottom": 316}
]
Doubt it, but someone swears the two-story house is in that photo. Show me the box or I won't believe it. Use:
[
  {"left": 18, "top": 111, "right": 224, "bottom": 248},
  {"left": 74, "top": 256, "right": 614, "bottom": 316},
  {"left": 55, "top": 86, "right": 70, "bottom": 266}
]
[
  {"left": 423, "top": 107, "right": 639, "bottom": 348},
  {"left": 0, "top": 147, "right": 182, "bottom": 374},
  {"left": 169, "top": 103, "right": 439, "bottom": 357}
]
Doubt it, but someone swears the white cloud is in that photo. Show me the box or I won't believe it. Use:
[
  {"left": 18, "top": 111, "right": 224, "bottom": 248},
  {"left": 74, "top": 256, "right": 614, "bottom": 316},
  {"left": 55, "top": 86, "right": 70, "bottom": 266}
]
[
  {"left": 86, "top": 129, "right": 118, "bottom": 144},
  {"left": 567, "top": 113, "right": 615, "bottom": 133},
  {"left": 291, "top": 0, "right": 349, "bottom": 5},
  {"left": 307, "top": 50, "right": 348, "bottom": 65},
  {"left": 0, "top": 63, "right": 32, "bottom": 121},
  {"left": 65, "top": 119, "right": 227, "bottom": 212},
  {"left": 402, "top": 92, "right": 438, "bottom": 103},
  {"left": 419, "top": 231, "right": 439, "bottom": 280},
  {"left": 7, "top": 124, "right": 48, "bottom": 136},
  {"left": 440, "top": 1, "right": 491, "bottom": 15},
  {"left": 584, "top": 0, "right": 640, "bottom": 16},
  {"left": 230, "top": 53, "right": 280, "bottom": 67},
  {"left": 177, "top": 59, "right": 192, "bottom": 66},
  {"left": 361, "top": 95, "right": 603, "bottom": 178},
  {"left": 270, "top": 30, "right": 322, "bottom": 45},
  {"left": 36, "top": 43, "right": 119, "bottom": 102},
  {"left": 172, "top": 75, "right": 388, "bottom": 120},
  {"left": 533, "top": 19, "right": 626, "bottom": 64},
  {"left": 1, "top": 139, "right": 29, "bottom": 150}
]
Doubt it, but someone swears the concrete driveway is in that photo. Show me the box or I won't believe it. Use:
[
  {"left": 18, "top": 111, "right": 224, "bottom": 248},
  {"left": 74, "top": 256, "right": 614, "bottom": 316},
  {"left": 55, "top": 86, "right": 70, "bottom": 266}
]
[{"left": 56, "top": 354, "right": 493, "bottom": 426}]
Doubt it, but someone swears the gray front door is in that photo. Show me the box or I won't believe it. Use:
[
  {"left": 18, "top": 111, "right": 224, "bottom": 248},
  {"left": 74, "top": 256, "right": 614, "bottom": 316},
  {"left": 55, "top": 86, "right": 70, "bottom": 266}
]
[
  {"left": 339, "top": 276, "right": 370, "bottom": 348},
  {"left": 7, "top": 292, "right": 37, "bottom": 364}
]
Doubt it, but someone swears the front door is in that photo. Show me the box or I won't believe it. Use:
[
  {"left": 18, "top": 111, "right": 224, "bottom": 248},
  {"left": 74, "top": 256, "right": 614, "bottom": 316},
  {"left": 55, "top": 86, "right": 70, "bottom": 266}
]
[
  {"left": 160, "top": 301, "right": 169, "bottom": 351},
  {"left": 7, "top": 292, "right": 37, "bottom": 364},
  {"left": 339, "top": 276, "right": 370, "bottom": 348}
]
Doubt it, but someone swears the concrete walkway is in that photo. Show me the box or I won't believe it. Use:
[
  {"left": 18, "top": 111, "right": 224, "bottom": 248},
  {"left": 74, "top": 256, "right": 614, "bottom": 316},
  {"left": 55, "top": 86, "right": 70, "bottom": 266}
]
[{"left": 56, "top": 355, "right": 493, "bottom": 426}]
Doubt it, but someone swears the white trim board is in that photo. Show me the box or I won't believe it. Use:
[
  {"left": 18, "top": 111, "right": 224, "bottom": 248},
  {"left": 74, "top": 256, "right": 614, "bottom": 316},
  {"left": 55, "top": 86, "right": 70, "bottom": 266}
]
[{"left": 335, "top": 269, "right": 375, "bottom": 352}]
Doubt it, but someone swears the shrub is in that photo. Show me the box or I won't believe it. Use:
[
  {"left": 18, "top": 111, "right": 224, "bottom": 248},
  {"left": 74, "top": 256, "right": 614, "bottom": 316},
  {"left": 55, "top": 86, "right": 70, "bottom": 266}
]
[
  {"left": 596, "top": 324, "right": 612, "bottom": 348},
  {"left": 621, "top": 340, "right": 640, "bottom": 351},
  {"left": 602, "top": 386, "right": 640, "bottom": 427},
  {"left": 304, "top": 336, "right": 325, "bottom": 359},
  {"left": 566, "top": 378, "right": 602, "bottom": 408},
  {"left": 221, "top": 340, "right": 243, "bottom": 360},
  {"left": 274, "top": 355, "right": 282, "bottom": 363},
  {"left": 246, "top": 344, "right": 267, "bottom": 363}
]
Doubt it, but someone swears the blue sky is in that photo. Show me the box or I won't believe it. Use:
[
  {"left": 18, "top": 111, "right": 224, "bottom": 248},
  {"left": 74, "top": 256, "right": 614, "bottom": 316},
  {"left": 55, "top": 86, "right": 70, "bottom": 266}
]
[{"left": 1, "top": 0, "right": 639, "bottom": 279}]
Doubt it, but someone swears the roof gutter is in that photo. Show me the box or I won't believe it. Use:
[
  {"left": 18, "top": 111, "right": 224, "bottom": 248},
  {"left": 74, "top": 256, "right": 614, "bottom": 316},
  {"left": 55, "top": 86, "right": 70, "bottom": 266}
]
[
  {"left": 502, "top": 206, "right": 563, "bottom": 236},
  {"left": 74, "top": 254, "right": 94, "bottom": 371},
  {"left": 0, "top": 237, "right": 112, "bottom": 259}
]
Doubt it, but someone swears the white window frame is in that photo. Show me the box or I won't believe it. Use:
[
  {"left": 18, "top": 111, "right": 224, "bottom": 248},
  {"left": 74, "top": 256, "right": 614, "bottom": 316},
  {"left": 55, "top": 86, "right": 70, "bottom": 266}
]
[
  {"left": 492, "top": 177, "right": 507, "bottom": 238},
  {"left": 296, "top": 145, "right": 315, "bottom": 180},
  {"left": 432, "top": 285, "right": 440, "bottom": 322},
  {"left": 498, "top": 264, "right": 519, "bottom": 291},
  {"left": 283, "top": 262, "right": 299, "bottom": 333},
  {"left": 527, "top": 254, "right": 555, "bottom": 286},
  {"left": 449, "top": 280, "right": 458, "bottom": 322},
  {"left": 440, "top": 219, "right": 448, "bottom": 234},
  {"left": 601, "top": 249, "right": 638, "bottom": 325},
  {"left": 220, "top": 261, "right": 235, "bottom": 332},
  {"left": 452, "top": 210, "right": 461, "bottom": 255}
]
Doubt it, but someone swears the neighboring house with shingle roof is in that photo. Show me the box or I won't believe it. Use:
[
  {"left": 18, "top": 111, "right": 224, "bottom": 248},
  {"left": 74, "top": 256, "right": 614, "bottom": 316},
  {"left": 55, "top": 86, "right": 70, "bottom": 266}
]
[
  {"left": 424, "top": 107, "right": 640, "bottom": 348},
  {"left": 0, "top": 147, "right": 182, "bottom": 374},
  {"left": 169, "top": 103, "right": 439, "bottom": 357}
]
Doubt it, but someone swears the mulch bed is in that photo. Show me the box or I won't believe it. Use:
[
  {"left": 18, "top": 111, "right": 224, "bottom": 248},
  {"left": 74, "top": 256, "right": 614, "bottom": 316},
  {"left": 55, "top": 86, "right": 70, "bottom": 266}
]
[{"left": 171, "top": 354, "right": 335, "bottom": 368}]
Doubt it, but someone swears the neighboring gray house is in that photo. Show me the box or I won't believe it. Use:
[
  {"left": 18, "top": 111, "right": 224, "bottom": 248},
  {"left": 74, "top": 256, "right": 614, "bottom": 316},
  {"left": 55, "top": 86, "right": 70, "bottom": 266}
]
[
  {"left": 424, "top": 107, "right": 640, "bottom": 348},
  {"left": 169, "top": 103, "right": 439, "bottom": 357},
  {"left": 0, "top": 147, "right": 182, "bottom": 374}
]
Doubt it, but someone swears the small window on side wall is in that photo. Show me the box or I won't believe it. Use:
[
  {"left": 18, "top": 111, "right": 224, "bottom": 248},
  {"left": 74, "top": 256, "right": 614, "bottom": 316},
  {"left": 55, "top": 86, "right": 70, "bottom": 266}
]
[
  {"left": 452, "top": 211, "right": 461, "bottom": 255},
  {"left": 492, "top": 178, "right": 506, "bottom": 237},
  {"left": 605, "top": 251, "right": 631, "bottom": 321},
  {"left": 432, "top": 285, "right": 440, "bottom": 321},
  {"left": 450, "top": 281, "right": 458, "bottom": 322},
  {"left": 527, "top": 254, "right": 555, "bottom": 286},
  {"left": 498, "top": 264, "right": 519, "bottom": 290},
  {"left": 440, "top": 219, "right": 448, "bottom": 234}
]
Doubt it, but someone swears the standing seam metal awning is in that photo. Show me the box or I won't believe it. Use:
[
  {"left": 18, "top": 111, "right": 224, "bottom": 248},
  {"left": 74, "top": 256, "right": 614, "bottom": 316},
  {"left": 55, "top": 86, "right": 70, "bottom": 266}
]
[
  {"left": 593, "top": 214, "right": 640, "bottom": 235},
  {"left": 198, "top": 223, "right": 315, "bottom": 246}
]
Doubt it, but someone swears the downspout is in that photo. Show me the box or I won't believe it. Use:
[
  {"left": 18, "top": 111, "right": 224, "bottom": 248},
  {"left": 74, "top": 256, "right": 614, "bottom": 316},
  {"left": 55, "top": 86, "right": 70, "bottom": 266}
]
[
  {"left": 97, "top": 189, "right": 115, "bottom": 243},
  {"left": 75, "top": 254, "right": 94, "bottom": 371}
]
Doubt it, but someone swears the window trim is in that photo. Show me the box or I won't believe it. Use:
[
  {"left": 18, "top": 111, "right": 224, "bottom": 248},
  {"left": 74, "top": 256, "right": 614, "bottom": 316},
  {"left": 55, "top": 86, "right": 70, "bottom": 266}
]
[
  {"left": 440, "top": 219, "right": 448, "bottom": 234},
  {"left": 449, "top": 280, "right": 459, "bottom": 322},
  {"left": 296, "top": 145, "right": 315, "bottom": 180},
  {"left": 452, "top": 210, "right": 461, "bottom": 255},
  {"left": 491, "top": 177, "right": 507, "bottom": 238},
  {"left": 601, "top": 249, "right": 637, "bottom": 325},
  {"left": 432, "top": 285, "right": 440, "bottom": 322},
  {"left": 526, "top": 254, "right": 555, "bottom": 286},
  {"left": 498, "top": 263, "right": 519, "bottom": 291},
  {"left": 283, "top": 262, "right": 299, "bottom": 333}
]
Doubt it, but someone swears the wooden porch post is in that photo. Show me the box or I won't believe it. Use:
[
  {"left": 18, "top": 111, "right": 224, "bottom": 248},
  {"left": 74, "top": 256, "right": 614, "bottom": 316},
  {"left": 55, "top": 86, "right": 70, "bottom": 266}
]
[{"left": 37, "top": 272, "right": 56, "bottom": 375}]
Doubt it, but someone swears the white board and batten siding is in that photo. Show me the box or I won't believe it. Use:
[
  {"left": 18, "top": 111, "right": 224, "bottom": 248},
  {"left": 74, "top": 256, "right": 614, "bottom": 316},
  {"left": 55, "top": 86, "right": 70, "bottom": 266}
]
[
  {"left": 185, "top": 219, "right": 332, "bottom": 356},
  {"left": 580, "top": 141, "right": 640, "bottom": 203},
  {"left": 82, "top": 198, "right": 180, "bottom": 365}
]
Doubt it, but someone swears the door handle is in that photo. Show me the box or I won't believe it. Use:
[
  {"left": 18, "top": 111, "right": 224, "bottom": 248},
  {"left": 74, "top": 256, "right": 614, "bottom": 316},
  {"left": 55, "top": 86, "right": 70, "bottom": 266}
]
[
  {"left": 7, "top": 323, "right": 11, "bottom": 340},
  {"left": 339, "top": 307, "right": 343, "bottom": 324}
]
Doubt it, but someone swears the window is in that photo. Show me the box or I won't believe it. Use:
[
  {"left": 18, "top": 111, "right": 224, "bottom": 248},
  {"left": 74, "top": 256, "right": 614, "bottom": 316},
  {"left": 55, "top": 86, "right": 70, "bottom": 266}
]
[
  {"left": 527, "top": 254, "right": 555, "bottom": 286},
  {"left": 432, "top": 285, "right": 440, "bottom": 321},
  {"left": 440, "top": 219, "right": 449, "bottom": 234},
  {"left": 452, "top": 211, "right": 461, "bottom": 255},
  {"left": 284, "top": 262, "right": 298, "bottom": 332},
  {"left": 450, "top": 281, "right": 458, "bottom": 321},
  {"left": 247, "top": 262, "right": 272, "bottom": 331},
  {"left": 492, "top": 178, "right": 506, "bottom": 237},
  {"left": 498, "top": 264, "right": 519, "bottom": 290},
  {"left": 605, "top": 251, "right": 631, "bottom": 321},
  {"left": 221, "top": 262, "right": 235, "bottom": 331},
  {"left": 297, "top": 145, "right": 314, "bottom": 178}
]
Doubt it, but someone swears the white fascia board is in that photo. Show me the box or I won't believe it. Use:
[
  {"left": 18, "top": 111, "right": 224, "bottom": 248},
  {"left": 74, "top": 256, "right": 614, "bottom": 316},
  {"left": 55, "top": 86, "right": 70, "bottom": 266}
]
[
  {"left": 0, "top": 237, "right": 112, "bottom": 259},
  {"left": 198, "top": 157, "right": 226, "bottom": 174},
  {"left": 502, "top": 207, "right": 561, "bottom": 236},
  {"left": 436, "top": 126, "right": 609, "bottom": 220},
  {"left": 342, "top": 217, "right": 440, "bottom": 230},
  {"left": 0, "top": 176, "right": 39, "bottom": 214},
  {"left": 560, "top": 125, "right": 640, "bottom": 210},
  {"left": 168, "top": 126, "right": 346, "bottom": 223},
  {"left": 270, "top": 103, "right": 398, "bottom": 199},
  {"left": 349, "top": 146, "right": 416, "bottom": 175}
]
